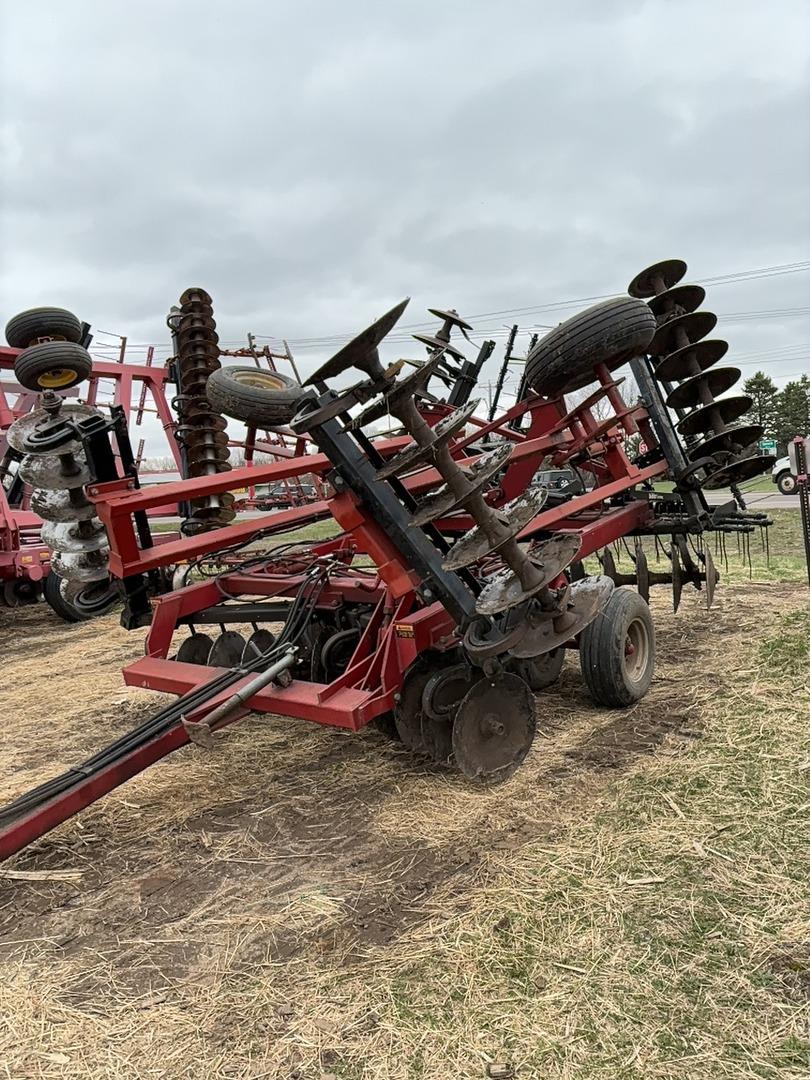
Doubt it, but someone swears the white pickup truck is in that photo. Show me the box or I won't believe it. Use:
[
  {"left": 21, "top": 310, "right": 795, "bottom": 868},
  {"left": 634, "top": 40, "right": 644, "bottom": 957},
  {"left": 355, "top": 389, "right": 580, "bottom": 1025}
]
[{"left": 771, "top": 456, "right": 797, "bottom": 495}]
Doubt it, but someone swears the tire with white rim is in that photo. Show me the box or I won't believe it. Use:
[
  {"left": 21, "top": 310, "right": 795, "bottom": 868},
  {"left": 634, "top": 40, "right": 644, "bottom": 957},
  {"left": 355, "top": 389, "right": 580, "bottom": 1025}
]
[{"left": 579, "top": 587, "right": 655, "bottom": 707}]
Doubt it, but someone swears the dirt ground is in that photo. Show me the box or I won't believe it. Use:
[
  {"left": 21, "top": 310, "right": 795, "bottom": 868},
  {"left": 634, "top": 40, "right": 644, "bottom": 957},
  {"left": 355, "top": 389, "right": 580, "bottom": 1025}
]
[{"left": 0, "top": 582, "right": 808, "bottom": 1079}]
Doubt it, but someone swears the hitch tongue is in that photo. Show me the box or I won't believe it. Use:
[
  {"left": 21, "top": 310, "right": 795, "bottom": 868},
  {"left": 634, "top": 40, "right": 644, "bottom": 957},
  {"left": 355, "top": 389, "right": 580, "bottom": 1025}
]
[{"left": 182, "top": 647, "right": 298, "bottom": 749}]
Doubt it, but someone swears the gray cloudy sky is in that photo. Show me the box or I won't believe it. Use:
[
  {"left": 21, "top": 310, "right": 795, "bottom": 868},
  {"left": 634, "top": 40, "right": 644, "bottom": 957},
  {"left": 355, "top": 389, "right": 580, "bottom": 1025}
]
[{"left": 2, "top": 0, "right": 809, "bottom": 452}]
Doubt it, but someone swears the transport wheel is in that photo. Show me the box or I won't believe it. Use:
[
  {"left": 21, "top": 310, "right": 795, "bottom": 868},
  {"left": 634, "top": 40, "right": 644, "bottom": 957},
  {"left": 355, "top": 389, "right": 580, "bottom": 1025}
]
[
  {"left": 777, "top": 472, "right": 797, "bottom": 495},
  {"left": 43, "top": 572, "right": 117, "bottom": 621},
  {"left": 5, "top": 306, "right": 83, "bottom": 349},
  {"left": 523, "top": 296, "right": 656, "bottom": 397},
  {"left": 14, "top": 341, "right": 93, "bottom": 392},
  {"left": 579, "top": 588, "right": 655, "bottom": 707},
  {"left": 509, "top": 647, "right": 565, "bottom": 690},
  {"left": 206, "top": 366, "right": 306, "bottom": 426},
  {"left": 452, "top": 672, "right": 536, "bottom": 783}
]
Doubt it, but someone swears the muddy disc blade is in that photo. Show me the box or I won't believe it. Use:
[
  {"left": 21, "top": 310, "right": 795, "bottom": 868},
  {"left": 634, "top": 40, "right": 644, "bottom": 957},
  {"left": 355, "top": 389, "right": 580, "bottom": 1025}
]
[
  {"left": 51, "top": 550, "right": 110, "bottom": 582},
  {"left": 508, "top": 576, "right": 615, "bottom": 659},
  {"left": 177, "top": 633, "right": 215, "bottom": 665},
  {"left": 678, "top": 394, "right": 753, "bottom": 438},
  {"left": 649, "top": 311, "right": 718, "bottom": 357},
  {"left": 208, "top": 631, "right": 247, "bottom": 668},
  {"left": 40, "top": 520, "right": 108, "bottom": 554},
  {"left": 665, "top": 367, "right": 742, "bottom": 411},
  {"left": 688, "top": 424, "right": 762, "bottom": 461},
  {"left": 306, "top": 299, "right": 410, "bottom": 385},
  {"left": 427, "top": 307, "right": 474, "bottom": 332},
  {"left": 376, "top": 401, "right": 479, "bottom": 479},
  {"left": 19, "top": 453, "right": 91, "bottom": 490},
  {"left": 475, "top": 533, "right": 581, "bottom": 616},
  {"left": 647, "top": 284, "right": 706, "bottom": 318},
  {"left": 412, "top": 333, "right": 466, "bottom": 362},
  {"left": 31, "top": 488, "right": 96, "bottom": 523},
  {"left": 702, "top": 453, "right": 775, "bottom": 489},
  {"left": 410, "top": 443, "right": 513, "bottom": 528},
  {"left": 443, "top": 487, "right": 548, "bottom": 571},
  {"left": 394, "top": 656, "right": 436, "bottom": 754},
  {"left": 7, "top": 404, "right": 101, "bottom": 456},
  {"left": 452, "top": 673, "right": 536, "bottom": 783},
  {"left": 628, "top": 259, "right": 687, "bottom": 298},
  {"left": 635, "top": 545, "right": 650, "bottom": 604},
  {"left": 670, "top": 545, "right": 684, "bottom": 613},
  {"left": 703, "top": 548, "right": 718, "bottom": 608}
]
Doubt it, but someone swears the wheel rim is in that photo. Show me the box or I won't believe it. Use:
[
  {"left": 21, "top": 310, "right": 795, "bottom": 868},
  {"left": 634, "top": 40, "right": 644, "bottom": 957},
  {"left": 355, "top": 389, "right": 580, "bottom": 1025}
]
[
  {"left": 230, "top": 370, "right": 286, "bottom": 391},
  {"left": 623, "top": 617, "right": 650, "bottom": 683},
  {"left": 38, "top": 367, "right": 78, "bottom": 389}
]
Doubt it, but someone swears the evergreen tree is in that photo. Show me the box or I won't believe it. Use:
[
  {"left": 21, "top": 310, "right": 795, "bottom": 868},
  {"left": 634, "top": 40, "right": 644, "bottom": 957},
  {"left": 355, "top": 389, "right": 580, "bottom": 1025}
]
[
  {"left": 773, "top": 375, "right": 810, "bottom": 452},
  {"left": 742, "top": 371, "right": 779, "bottom": 433}
]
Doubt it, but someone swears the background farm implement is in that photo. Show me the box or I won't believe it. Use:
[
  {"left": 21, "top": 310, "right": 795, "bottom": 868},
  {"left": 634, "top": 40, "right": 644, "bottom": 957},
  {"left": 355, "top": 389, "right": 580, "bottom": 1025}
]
[{"left": 0, "top": 259, "right": 775, "bottom": 861}]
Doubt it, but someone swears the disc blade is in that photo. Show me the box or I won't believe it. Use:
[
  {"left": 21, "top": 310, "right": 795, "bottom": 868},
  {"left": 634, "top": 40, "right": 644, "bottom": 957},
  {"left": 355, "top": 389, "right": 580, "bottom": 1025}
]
[
  {"left": 653, "top": 339, "right": 729, "bottom": 382},
  {"left": 40, "top": 520, "right": 108, "bottom": 554},
  {"left": 376, "top": 400, "right": 479, "bottom": 479},
  {"left": 306, "top": 299, "right": 410, "bottom": 385},
  {"left": 452, "top": 673, "right": 536, "bottom": 783},
  {"left": 19, "top": 453, "right": 91, "bottom": 490},
  {"left": 7, "top": 404, "right": 101, "bottom": 455},
  {"left": 31, "top": 488, "right": 96, "bottom": 522},
  {"left": 507, "top": 576, "right": 614, "bottom": 658},
  {"left": 177, "top": 633, "right": 215, "bottom": 665},
  {"left": 647, "top": 284, "right": 706, "bottom": 318},
  {"left": 665, "top": 367, "right": 741, "bottom": 411},
  {"left": 677, "top": 394, "right": 753, "bottom": 437},
  {"left": 475, "top": 533, "right": 582, "bottom": 616},
  {"left": 412, "top": 333, "right": 465, "bottom": 362},
  {"left": 702, "top": 453, "right": 775, "bottom": 489},
  {"left": 688, "top": 424, "right": 762, "bottom": 461},
  {"left": 51, "top": 550, "right": 110, "bottom": 582},
  {"left": 410, "top": 443, "right": 513, "bottom": 528},
  {"left": 427, "top": 307, "right": 474, "bottom": 332},
  {"left": 628, "top": 259, "right": 688, "bottom": 298},
  {"left": 208, "top": 631, "right": 247, "bottom": 668},
  {"left": 649, "top": 311, "right": 718, "bottom": 357},
  {"left": 242, "top": 629, "right": 277, "bottom": 663},
  {"left": 443, "top": 487, "right": 549, "bottom": 571}
]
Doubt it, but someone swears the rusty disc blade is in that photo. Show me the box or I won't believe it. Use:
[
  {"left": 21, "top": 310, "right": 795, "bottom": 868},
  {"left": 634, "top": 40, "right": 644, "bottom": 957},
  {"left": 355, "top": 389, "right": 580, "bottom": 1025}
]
[
  {"left": 702, "top": 453, "right": 775, "bottom": 489},
  {"left": 678, "top": 394, "right": 753, "bottom": 437},
  {"left": 649, "top": 311, "right": 718, "bottom": 357},
  {"left": 628, "top": 259, "right": 688, "bottom": 298},
  {"left": 653, "top": 339, "right": 729, "bottom": 382},
  {"left": 410, "top": 443, "right": 513, "bottom": 528},
  {"left": 508, "top": 576, "right": 614, "bottom": 659},
  {"left": 647, "top": 284, "right": 706, "bottom": 318},
  {"left": 452, "top": 673, "right": 536, "bottom": 783},
  {"left": 7, "top": 404, "right": 101, "bottom": 456},
  {"left": 306, "top": 299, "right": 410, "bottom": 385},
  {"left": 177, "top": 633, "right": 215, "bottom": 665},
  {"left": 376, "top": 401, "right": 479, "bottom": 479},
  {"left": 665, "top": 366, "right": 742, "bottom": 411},
  {"left": 443, "top": 487, "right": 549, "bottom": 571},
  {"left": 19, "top": 453, "right": 91, "bottom": 490},
  {"left": 394, "top": 655, "right": 438, "bottom": 754},
  {"left": 475, "top": 533, "right": 582, "bottom": 616}
]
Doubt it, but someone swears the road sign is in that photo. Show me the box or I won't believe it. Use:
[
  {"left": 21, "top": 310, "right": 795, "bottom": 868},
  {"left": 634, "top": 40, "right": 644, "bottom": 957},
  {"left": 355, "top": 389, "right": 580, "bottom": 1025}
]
[{"left": 759, "top": 439, "right": 777, "bottom": 453}]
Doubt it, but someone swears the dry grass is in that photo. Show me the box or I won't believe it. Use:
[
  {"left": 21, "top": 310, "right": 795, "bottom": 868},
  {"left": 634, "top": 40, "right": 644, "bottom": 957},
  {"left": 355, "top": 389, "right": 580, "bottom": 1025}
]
[{"left": 0, "top": 528, "right": 808, "bottom": 1077}]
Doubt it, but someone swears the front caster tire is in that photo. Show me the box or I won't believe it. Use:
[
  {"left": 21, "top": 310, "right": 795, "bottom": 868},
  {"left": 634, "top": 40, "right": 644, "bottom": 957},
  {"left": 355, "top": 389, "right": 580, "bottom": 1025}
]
[
  {"left": 14, "top": 341, "right": 93, "bottom": 392},
  {"left": 579, "top": 588, "right": 655, "bottom": 707}
]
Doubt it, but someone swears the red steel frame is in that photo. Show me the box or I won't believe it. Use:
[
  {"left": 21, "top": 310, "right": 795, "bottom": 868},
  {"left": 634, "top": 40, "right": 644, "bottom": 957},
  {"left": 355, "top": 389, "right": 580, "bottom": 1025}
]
[{"left": 0, "top": 365, "right": 670, "bottom": 858}]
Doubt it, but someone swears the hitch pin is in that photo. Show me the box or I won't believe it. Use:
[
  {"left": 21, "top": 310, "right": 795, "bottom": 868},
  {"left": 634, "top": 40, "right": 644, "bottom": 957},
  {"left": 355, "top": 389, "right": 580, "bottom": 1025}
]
[{"left": 182, "top": 647, "right": 298, "bottom": 749}]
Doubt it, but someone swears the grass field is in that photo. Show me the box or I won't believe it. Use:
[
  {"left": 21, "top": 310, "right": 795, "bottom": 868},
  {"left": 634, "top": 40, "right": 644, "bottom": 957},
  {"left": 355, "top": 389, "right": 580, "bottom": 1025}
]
[{"left": 0, "top": 514, "right": 807, "bottom": 1079}]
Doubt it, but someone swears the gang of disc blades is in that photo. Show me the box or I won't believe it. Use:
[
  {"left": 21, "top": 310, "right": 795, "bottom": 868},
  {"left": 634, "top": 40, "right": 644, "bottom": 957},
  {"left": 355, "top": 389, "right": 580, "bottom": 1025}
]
[
  {"left": 7, "top": 404, "right": 101, "bottom": 456},
  {"left": 508, "top": 575, "right": 615, "bottom": 658},
  {"left": 688, "top": 423, "right": 762, "bottom": 461},
  {"left": 628, "top": 259, "right": 688, "bottom": 298},
  {"left": 452, "top": 673, "right": 536, "bottom": 783},
  {"left": 31, "top": 488, "right": 97, "bottom": 523},
  {"left": 376, "top": 400, "right": 479, "bottom": 479},
  {"left": 40, "top": 520, "right": 108, "bottom": 554},
  {"left": 412, "top": 332, "right": 466, "bottom": 362},
  {"left": 19, "top": 453, "right": 91, "bottom": 490},
  {"left": 242, "top": 629, "right": 277, "bottom": 663},
  {"left": 475, "top": 532, "right": 582, "bottom": 617},
  {"left": 653, "top": 338, "right": 729, "bottom": 382},
  {"left": 208, "top": 631, "right": 247, "bottom": 668},
  {"left": 677, "top": 394, "right": 753, "bottom": 437},
  {"left": 306, "top": 298, "right": 410, "bottom": 385},
  {"left": 349, "top": 355, "right": 442, "bottom": 429},
  {"left": 443, "top": 487, "right": 549, "bottom": 571},
  {"left": 665, "top": 366, "right": 742, "bottom": 411},
  {"left": 702, "top": 453, "right": 775, "bottom": 490},
  {"left": 647, "top": 284, "right": 706, "bottom": 318},
  {"left": 52, "top": 550, "right": 110, "bottom": 583},
  {"left": 649, "top": 310, "right": 718, "bottom": 356},
  {"left": 410, "top": 442, "right": 513, "bottom": 528},
  {"left": 177, "top": 633, "right": 215, "bottom": 665}
]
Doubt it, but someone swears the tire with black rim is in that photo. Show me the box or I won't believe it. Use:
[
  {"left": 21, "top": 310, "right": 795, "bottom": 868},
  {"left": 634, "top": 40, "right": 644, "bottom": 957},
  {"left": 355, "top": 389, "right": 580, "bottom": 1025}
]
[
  {"left": 14, "top": 341, "right": 93, "bottom": 392},
  {"left": 579, "top": 587, "right": 655, "bottom": 706},
  {"left": 776, "top": 471, "right": 797, "bottom": 496},
  {"left": 43, "top": 572, "right": 118, "bottom": 622},
  {"left": 206, "top": 366, "right": 305, "bottom": 426},
  {"left": 510, "top": 647, "right": 565, "bottom": 691},
  {"left": 524, "top": 296, "right": 657, "bottom": 397},
  {"left": 5, "top": 307, "right": 83, "bottom": 350}
]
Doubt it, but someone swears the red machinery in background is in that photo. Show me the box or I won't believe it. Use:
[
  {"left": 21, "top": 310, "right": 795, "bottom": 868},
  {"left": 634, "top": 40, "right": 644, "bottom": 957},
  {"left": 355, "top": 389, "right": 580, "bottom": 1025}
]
[{"left": 0, "top": 259, "right": 774, "bottom": 860}]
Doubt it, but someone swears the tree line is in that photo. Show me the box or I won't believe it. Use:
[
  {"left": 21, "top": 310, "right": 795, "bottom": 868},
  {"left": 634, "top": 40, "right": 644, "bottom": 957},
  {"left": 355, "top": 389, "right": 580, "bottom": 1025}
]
[{"left": 742, "top": 372, "right": 810, "bottom": 454}]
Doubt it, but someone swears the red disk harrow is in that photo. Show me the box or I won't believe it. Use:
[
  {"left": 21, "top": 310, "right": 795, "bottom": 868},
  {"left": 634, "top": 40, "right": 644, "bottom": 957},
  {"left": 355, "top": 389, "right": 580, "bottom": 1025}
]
[{"left": 0, "top": 260, "right": 773, "bottom": 861}]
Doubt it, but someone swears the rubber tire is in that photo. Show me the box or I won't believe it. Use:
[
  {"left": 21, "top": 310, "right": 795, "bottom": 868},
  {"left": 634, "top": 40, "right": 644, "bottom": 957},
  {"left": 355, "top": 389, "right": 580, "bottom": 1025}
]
[
  {"left": 524, "top": 296, "right": 657, "bottom": 397},
  {"left": 43, "top": 572, "right": 117, "bottom": 622},
  {"left": 14, "top": 341, "right": 93, "bottom": 392},
  {"left": 579, "top": 587, "right": 655, "bottom": 707},
  {"left": 206, "top": 366, "right": 305, "bottom": 426},
  {"left": 510, "top": 648, "right": 565, "bottom": 691},
  {"left": 776, "top": 471, "right": 797, "bottom": 496},
  {"left": 5, "top": 307, "right": 82, "bottom": 349}
]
